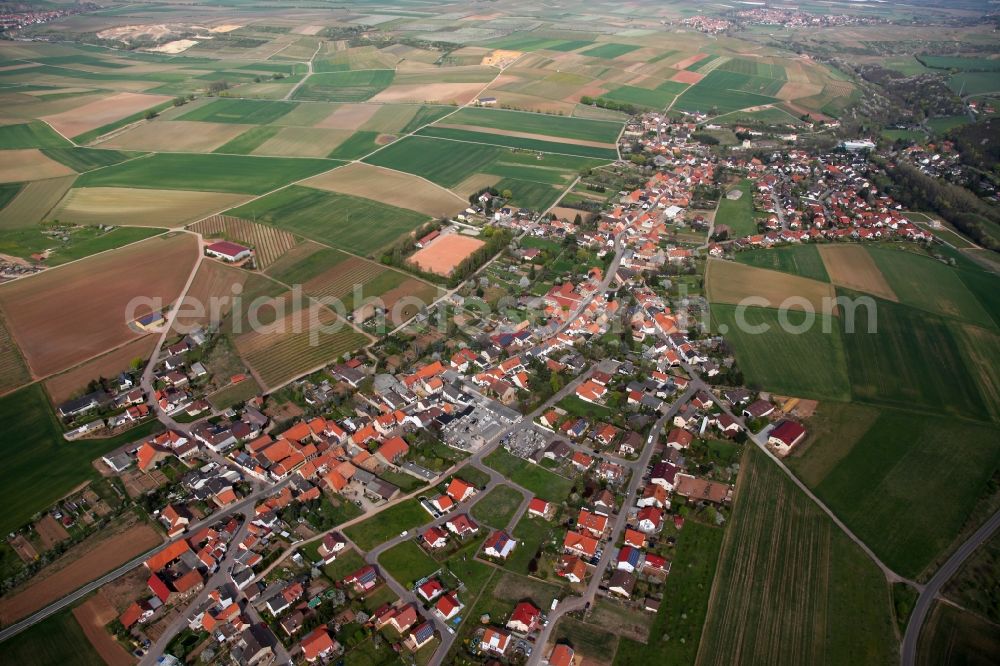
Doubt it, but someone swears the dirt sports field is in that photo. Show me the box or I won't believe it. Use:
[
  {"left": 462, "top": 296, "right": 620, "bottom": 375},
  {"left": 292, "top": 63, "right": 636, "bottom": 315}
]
[
  {"left": 0, "top": 149, "right": 75, "bottom": 182},
  {"left": 706, "top": 258, "right": 835, "bottom": 313},
  {"left": 35, "top": 514, "right": 70, "bottom": 550},
  {"left": 0, "top": 521, "right": 161, "bottom": 625},
  {"left": 818, "top": 245, "right": 898, "bottom": 301},
  {"left": 0, "top": 233, "right": 197, "bottom": 378},
  {"left": 52, "top": 187, "right": 251, "bottom": 227},
  {"left": 303, "top": 163, "right": 465, "bottom": 218},
  {"left": 73, "top": 593, "right": 133, "bottom": 666},
  {"left": 409, "top": 233, "right": 485, "bottom": 276},
  {"left": 41, "top": 92, "right": 173, "bottom": 138},
  {"left": 45, "top": 335, "right": 158, "bottom": 403}
]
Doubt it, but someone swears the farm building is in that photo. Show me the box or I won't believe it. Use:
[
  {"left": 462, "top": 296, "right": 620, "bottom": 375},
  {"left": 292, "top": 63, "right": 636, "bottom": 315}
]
[
  {"left": 768, "top": 420, "right": 807, "bottom": 456},
  {"left": 206, "top": 240, "right": 252, "bottom": 262}
]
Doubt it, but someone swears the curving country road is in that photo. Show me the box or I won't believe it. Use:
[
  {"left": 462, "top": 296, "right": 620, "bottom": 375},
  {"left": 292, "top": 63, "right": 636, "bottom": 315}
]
[{"left": 900, "top": 508, "right": 1000, "bottom": 666}]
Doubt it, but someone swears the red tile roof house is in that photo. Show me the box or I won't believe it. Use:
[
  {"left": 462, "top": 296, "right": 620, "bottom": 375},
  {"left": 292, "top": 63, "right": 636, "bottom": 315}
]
[
  {"left": 375, "top": 436, "right": 409, "bottom": 465},
  {"left": 528, "top": 497, "right": 554, "bottom": 520},
  {"left": 205, "top": 240, "right": 252, "bottom": 263},
  {"left": 576, "top": 510, "right": 608, "bottom": 539},
  {"left": 301, "top": 627, "right": 338, "bottom": 662},
  {"left": 423, "top": 526, "right": 449, "bottom": 549},
  {"left": 483, "top": 530, "right": 517, "bottom": 560},
  {"left": 665, "top": 428, "right": 693, "bottom": 450},
  {"left": 481, "top": 627, "right": 511, "bottom": 656},
  {"left": 557, "top": 555, "right": 587, "bottom": 583},
  {"left": 445, "top": 514, "right": 479, "bottom": 537},
  {"left": 575, "top": 380, "right": 608, "bottom": 404},
  {"left": 563, "top": 531, "right": 598, "bottom": 559},
  {"left": 317, "top": 533, "right": 346, "bottom": 564},
  {"left": 417, "top": 578, "right": 444, "bottom": 602},
  {"left": 446, "top": 477, "right": 477, "bottom": 502},
  {"left": 435, "top": 591, "right": 463, "bottom": 621},
  {"left": 548, "top": 644, "right": 575, "bottom": 666},
  {"left": 768, "top": 420, "right": 807, "bottom": 456},
  {"left": 506, "top": 601, "right": 542, "bottom": 634}
]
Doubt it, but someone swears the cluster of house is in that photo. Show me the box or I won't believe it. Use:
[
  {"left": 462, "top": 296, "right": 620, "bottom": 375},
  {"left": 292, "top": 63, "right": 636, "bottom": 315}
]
[{"left": 58, "top": 371, "right": 151, "bottom": 438}]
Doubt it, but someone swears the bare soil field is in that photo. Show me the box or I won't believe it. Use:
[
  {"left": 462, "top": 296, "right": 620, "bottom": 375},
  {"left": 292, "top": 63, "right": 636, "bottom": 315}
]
[
  {"left": 818, "top": 245, "right": 897, "bottom": 301},
  {"left": 551, "top": 206, "right": 588, "bottom": 221},
  {"left": 706, "top": 258, "right": 835, "bottom": 313},
  {"left": 314, "top": 103, "right": 381, "bottom": 130},
  {"left": 73, "top": 593, "right": 134, "bottom": 666},
  {"left": 99, "top": 120, "right": 251, "bottom": 153},
  {"left": 303, "top": 163, "right": 465, "bottom": 218},
  {"left": 35, "top": 514, "right": 71, "bottom": 550},
  {"left": 51, "top": 187, "right": 251, "bottom": 227},
  {"left": 0, "top": 521, "right": 161, "bottom": 625},
  {"left": 0, "top": 149, "right": 75, "bottom": 183},
  {"left": 409, "top": 233, "right": 485, "bottom": 276},
  {"left": 371, "top": 83, "right": 484, "bottom": 105},
  {"left": 45, "top": 335, "right": 157, "bottom": 403},
  {"left": 41, "top": 92, "right": 173, "bottom": 138},
  {"left": 673, "top": 53, "right": 709, "bottom": 70},
  {"left": 10, "top": 534, "right": 38, "bottom": 563},
  {"left": 292, "top": 24, "right": 325, "bottom": 35},
  {"left": 190, "top": 215, "right": 297, "bottom": 268},
  {"left": 0, "top": 176, "right": 75, "bottom": 229},
  {"left": 0, "top": 233, "right": 197, "bottom": 378},
  {"left": 485, "top": 90, "right": 576, "bottom": 115},
  {"left": 671, "top": 69, "right": 703, "bottom": 84}
]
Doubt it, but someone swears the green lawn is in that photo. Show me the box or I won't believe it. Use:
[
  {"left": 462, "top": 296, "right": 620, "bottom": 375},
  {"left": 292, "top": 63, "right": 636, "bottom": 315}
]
[
  {"left": 505, "top": 514, "right": 556, "bottom": 575},
  {"left": 44, "top": 226, "right": 164, "bottom": 266},
  {"left": 379, "top": 539, "right": 440, "bottom": 586},
  {"left": 321, "top": 547, "right": 366, "bottom": 581},
  {"left": 614, "top": 521, "right": 724, "bottom": 666},
  {"left": 344, "top": 499, "right": 430, "bottom": 551},
  {"left": 226, "top": 185, "right": 429, "bottom": 255},
  {"left": 484, "top": 448, "right": 574, "bottom": 502},
  {"left": 1, "top": 606, "right": 104, "bottom": 666},
  {"left": 470, "top": 484, "right": 524, "bottom": 529},
  {"left": 494, "top": 177, "right": 563, "bottom": 211},
  {"left": 76, "top": 153, "right": 336, "bottom": 194},
  {"left": 791, "top": 406, "right": 1000, "bottom": 580},
  {"left": 698, "top": 448, "right": 897, "bottom": 665},
  {"left": 714, "top": 179, "right": 758, "bottom": 237},
  {"left": 0, "top": 385, "right": 163, "bottom": 534},
  {"left": 601, "top": 82, "right": 687, "bottom": 110},
  {"left": 557, "top": 394, "right": 614, "bottom": 420},
  {"left": 292, "top": 70, "right": 395, "bottom": 102},
  {"left": 416, "top": 126, "right": 618, "bottom": 160},
  {"left": 710, "top": 304, "right": 851, "bottom": 401},
  {"left": 178, "top": 98, "right": 299, "bottom": 124},
  {"left": 556, "top": 617, "right": 620, "bottom": 664},
  {"left": 734, "top": 245, "right": 830, "bottom": 282},
  {"left": 0, "top": 120, "right": 72, "bottom": 149},
  {"left": 445, "top": 107, "right": 623, "bottom": 143}
]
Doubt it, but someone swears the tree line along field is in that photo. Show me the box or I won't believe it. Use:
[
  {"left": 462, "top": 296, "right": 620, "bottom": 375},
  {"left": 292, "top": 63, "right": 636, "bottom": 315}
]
[
  {"left": 788, "top": 403, "right": 1000, "bottom": 580},
  {"left": 225, "top": 185, "right": 430, "bottom": 256},
  {"left": 697, "top": 448, "right": 897, "bottom": 666},
  {"left": 75, "top": 153, "right": 337, "bottom": 194}
]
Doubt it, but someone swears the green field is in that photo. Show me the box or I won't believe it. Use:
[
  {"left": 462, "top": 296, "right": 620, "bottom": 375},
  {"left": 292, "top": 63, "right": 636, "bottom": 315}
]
[
  {"left": 41, "top": 147, "right": 143, "bottom": 172},
  {"left": 676, "top": 70, "right": 781, "bottom": 114},
  {"left": 714, "top": 179, "right": 758, "bottom": 237},
  {"left": 76, "top": 153, "right": 336, "bottom": 194},
  {"left": 45, "top": 226, "right": 164, "bottom": 266},
  {"left": 226, "top": 185, "right": 428, "bottom": 255},
  {"left": 445, "top": 108, "right": 622, "bottom": 143},
  {"left": 364, "top": 136, "right": 603, "bottom": 189},
  {"left": 710, "top": 304, "right": 851, "bottom": 401},
  {"left": 292, "top": 70, "right": 395, "bottom": 102},
  {"left": 483, "top": 35, "right": 593, "bottom": 52},
  {"left": 470, "top": 484, "right": 524, "bottom": 529},
  {"left": 601, "top": 82, "right": 687, "bottom": 110},
  {"left": 378, "top": 539, "right": 440, "bottom": 586},
  {"left": 178, "top": 98, "right": 299, "bottom": 124},
  {"left": 792, "top": 403, "right": 1000, "bottom": 579},
  {"left": 866, "top": 246, "right": 995, "bottom": 328},
  {"left": 344, "top": 499, "right": 430, "bottom": 551},
  {"left": 919, "top": 55, "right": 1000, "bottom": 72},
  {"left": 0, "top": 120, "right": 72, "bottom": 149},
  {"left": 840, "top": 293, "right": 992, "bottom": 421},
  {"left": 326, "top": 130, "right": 381, "bottom": 160},
  {"left": 926, "top": 115, "right": 970, "bottom": 134},
  {"left": 916, "top": 602, "right": 1000, "bottom": 666},
  {"left": 416, "top": 126, "right": 618, "bottom": 160},
  {"left": 0, "top": 183, "right": 22, "bottom": 211},
  {"left": 614, "top": 522, "right": 723, "bottom": 666},
  {"left": 484, "top": 448, "right": 574, "bottom": 501},
  {"left": 212, "top": 126, "right": 282, "bottom": 154},
  {"left": 698, "top": 448, "right": 897, "bottom": 665},
  {"left": 734, "top": 245, "right": 830, "bottom": 282},
  {"left": 581, "top": 43, "right": 640, "bottom": 59},
  {"left": 0, "top": 384, "right": 163, "bottom": 534},
  {"left": 0, "top": 607, "right": 105, "bottom": 666},
  {"left": 494, "top": 178, "right": 563, "bottom": 211}
]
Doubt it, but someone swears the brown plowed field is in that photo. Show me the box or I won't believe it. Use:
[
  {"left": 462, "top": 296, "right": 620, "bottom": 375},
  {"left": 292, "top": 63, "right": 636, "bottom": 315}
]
[
  {"left": 0, "top": 521, "right": 161, "bottom": 625},
  {"left": 671, "top": 69, "right": 703, "bottom": 84},
  {"left": 818, "top": 245, "right": 897, "bottom": 301},
  {"left": 409, "top": 234, "right": 485, "bottom": 276},
  {"left": 303, "top": 163, "right": 465, "bottom": 218},
  {"left": 73, "top": 593, "right": 134, "bottom": 666},
  {"left": 706, "top": 258, "right": 835, "bottom": 313},
  {"left": 45, "top": 335, "right": 158, "bottom": 403},
  {"left": 0, "top": 149, "right": 75, "bottom": 183},
  {"left": 314, "top": 103, "right": 380, "bottom": 130},
  {"left": 0, "top": 233, "right": 197, "bottom": 378},
  {"left": 42, "top": 92, "right": 173, "bottom": 138},
  {"left": 35, "top": 514, "right": 70, "bottom": 550}
]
